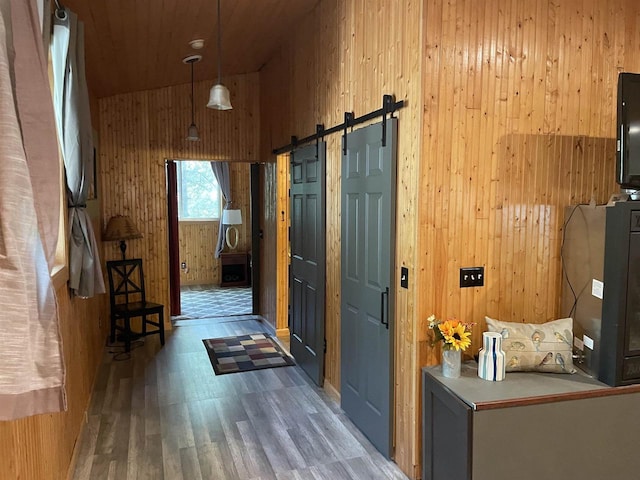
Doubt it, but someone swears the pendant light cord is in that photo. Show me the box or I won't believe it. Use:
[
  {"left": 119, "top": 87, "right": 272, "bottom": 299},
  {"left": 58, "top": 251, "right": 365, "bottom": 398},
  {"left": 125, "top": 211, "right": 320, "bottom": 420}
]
[
  {"left": 217, "top": 0, "right": 222, "bottom": 85},
  {"left": 191, "top": 60, "right": 195, "bottom": 123}
]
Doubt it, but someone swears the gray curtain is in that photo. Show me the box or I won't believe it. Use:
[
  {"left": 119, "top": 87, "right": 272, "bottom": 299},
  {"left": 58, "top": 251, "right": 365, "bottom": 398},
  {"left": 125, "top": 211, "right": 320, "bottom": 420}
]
[
  {"left": 211, "top": 161, "right": 231, "bottom": 258},
  {"left": 51, "top": 8, "right": 104, "bottom": 298},
  {"left": 0, "top": 0, "right": 66, "bottom": 419}
]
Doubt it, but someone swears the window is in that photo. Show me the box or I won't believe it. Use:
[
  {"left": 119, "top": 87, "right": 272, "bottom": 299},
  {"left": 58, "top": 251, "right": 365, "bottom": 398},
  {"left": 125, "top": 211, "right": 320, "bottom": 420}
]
[
  {"left": 49, "top": 18, "right": 68, "bottom": 288},
  {"left": 50, "top": 150, "right": 68, "bottom": 288},
  {"left": 177, "top": 161, "right": 221, "bottom": 220}
]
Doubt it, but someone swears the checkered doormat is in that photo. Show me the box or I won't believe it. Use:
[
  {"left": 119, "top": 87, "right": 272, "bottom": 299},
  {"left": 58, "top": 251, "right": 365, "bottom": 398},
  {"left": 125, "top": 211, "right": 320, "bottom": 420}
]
[{"left": 202, "top": 333, "right": 295, "bottom": 375}]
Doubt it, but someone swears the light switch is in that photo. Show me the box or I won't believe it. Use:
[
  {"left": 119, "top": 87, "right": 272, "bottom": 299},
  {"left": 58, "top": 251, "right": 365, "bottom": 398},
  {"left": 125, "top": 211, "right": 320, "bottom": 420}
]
[{"left": 401, "top": 267, "right": 408, "bottom": 289}]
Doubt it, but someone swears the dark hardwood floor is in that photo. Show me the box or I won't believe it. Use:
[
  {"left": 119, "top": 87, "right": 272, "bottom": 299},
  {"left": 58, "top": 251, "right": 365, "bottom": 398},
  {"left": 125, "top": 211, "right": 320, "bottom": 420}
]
[{"left": 71, "top": 316, "right": 409, "bottom": 479}]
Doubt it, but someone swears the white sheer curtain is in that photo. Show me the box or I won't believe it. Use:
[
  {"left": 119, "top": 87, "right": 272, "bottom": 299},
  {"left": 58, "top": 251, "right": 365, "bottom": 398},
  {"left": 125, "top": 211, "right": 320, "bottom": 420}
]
[
  {"left": 211, "top": 161, "right": 232, "bottom": 258},
  {"left": 51, "top": 7, "right": 105, "bottom": 298},
  {"left": 0, "top": 0, "right": 66, "bottom": 420}
]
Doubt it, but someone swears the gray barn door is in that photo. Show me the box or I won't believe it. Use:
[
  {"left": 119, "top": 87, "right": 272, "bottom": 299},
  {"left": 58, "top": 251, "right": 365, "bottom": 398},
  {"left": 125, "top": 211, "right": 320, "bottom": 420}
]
[
  {"left": 341, "top": 119, "right": 397, "bottom": 458},
  {"left": 290, "top": 143, "right": 326, "bottom": 386}
]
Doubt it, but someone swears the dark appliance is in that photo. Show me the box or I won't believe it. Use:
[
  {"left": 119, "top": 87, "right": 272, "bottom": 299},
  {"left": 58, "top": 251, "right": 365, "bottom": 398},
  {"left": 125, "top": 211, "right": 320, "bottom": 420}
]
[
  {"left": 617, "top": 72, "right": 640, "bottom": 190},
  {"left": 601, "top": 201, "right": 640, "bottom": 385}
]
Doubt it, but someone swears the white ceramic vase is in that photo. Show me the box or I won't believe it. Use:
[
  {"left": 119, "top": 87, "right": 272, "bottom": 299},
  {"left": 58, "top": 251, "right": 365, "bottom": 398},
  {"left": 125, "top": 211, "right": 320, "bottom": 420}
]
[
  {"left": 441, "top": 348, "right": 461, "bottom": 378},
  {"left": 477, "top": 331, "right": 506, "bottom": 381}
]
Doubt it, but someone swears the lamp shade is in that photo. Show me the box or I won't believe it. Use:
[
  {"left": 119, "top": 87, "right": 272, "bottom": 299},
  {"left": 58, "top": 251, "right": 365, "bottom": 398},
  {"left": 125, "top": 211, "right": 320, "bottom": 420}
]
[
  {"left": 103, "top": 215, "right": 143, "bottom": 241},
  {"left": 186, "top": 122, "right": 200, "bottom": 141},
  {"left": 207, "top": 84, "right": 232, "bottom": 110},
  {"left": 221, "top": 209, "right": 242, "bottom": 225}
]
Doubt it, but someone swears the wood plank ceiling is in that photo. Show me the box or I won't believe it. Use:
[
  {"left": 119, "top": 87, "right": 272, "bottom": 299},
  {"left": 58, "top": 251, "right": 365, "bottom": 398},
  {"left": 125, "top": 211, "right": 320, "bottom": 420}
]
[{"left": 62, "top": 0, "right": 319, "bottom": 98}]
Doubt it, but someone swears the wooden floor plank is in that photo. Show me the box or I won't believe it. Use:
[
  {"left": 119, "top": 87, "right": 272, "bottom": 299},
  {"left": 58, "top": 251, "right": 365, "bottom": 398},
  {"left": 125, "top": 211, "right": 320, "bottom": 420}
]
[
  {"left": 179, "top": 446, "right": 203, "bottom": 480},
  {"left": 72, "top": 316, "right": 408, "bottom": 480},
  {"left": 137, "top": 433, "right": 163, "bottom": 480},
  {"left": 196, "top": 441, "right": 240, "bottom": 479}
]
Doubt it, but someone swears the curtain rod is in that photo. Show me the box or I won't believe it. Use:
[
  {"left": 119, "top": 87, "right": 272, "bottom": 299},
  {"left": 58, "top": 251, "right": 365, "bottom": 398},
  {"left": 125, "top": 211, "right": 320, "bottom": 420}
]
[{"left": 272, "top": 94, "right": 405, "bottom": 155}]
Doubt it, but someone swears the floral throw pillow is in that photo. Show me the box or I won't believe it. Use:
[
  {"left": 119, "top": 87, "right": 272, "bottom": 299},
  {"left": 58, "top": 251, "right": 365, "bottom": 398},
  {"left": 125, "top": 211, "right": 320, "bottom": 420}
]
[{"left": 485, "top": 316, "right": 576, "bottom": 374}]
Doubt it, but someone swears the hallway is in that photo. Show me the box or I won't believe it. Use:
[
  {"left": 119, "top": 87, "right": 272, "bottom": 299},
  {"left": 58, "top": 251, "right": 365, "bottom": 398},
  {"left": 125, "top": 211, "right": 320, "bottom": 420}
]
[{"left": 71, "top": 316, "right": 408, "bottom": 479}]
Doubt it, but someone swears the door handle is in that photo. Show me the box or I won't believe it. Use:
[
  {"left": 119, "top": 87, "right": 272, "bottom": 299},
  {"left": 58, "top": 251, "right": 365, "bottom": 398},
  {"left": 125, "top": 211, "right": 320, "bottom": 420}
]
[{"left": 380, "top": 287, "right": 389, "bottom": 329}]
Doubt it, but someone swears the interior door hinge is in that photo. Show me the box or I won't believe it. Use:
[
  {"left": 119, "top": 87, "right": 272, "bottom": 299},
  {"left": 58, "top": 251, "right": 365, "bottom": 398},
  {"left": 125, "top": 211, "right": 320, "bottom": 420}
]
[{"left": 324, "top": 338, "right": 327, "bottom": 353}]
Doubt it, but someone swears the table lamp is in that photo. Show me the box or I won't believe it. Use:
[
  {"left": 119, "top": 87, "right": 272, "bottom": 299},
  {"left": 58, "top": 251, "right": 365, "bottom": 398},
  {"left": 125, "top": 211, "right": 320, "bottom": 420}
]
[
  {"left": 103, "top": 215, "right": 143, "bottom": 259},
  {"left": 222, "top": 209, "right": 242, "bottom": 250}
]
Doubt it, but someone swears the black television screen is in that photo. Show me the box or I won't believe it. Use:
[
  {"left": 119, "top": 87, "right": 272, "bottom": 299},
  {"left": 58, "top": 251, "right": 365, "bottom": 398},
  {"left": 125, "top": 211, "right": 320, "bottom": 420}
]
[{"left": 617, "top": 72, "right": 640, "bottom": 190}]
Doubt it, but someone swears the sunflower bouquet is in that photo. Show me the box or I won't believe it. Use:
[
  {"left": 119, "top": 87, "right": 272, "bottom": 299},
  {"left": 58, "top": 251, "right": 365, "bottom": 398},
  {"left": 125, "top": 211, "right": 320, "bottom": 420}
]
[{"left": 427, "top": 315, "right": 472, "bottom": 351}]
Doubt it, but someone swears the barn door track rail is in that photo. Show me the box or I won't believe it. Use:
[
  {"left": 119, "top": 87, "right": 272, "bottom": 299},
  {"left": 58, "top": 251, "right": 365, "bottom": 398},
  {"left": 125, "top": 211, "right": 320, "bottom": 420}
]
[{"left": 273, "top": 94, "right": 405, "bottom": 156}]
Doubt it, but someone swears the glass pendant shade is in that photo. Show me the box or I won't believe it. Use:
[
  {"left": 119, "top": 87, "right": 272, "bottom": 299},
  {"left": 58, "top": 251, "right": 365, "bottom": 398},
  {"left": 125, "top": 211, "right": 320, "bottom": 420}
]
[
  {"left": 207, "top": 84, "right": 232, "bottom": 110},
  {"left": 208, "top": 0, "right": 232, "bottom": 110},
  {"left": 186, "top": 122, "right": 200, "bottom": 141}
]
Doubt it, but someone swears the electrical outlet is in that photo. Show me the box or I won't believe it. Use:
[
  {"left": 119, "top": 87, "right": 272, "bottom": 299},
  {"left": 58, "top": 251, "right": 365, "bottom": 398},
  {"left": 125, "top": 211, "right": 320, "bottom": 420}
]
[
  {"left": 181, "top": 262, "right": 187, "bottom": 269},
  {"left": 460, "top": 267, "right": 484, "bottom": 288}
]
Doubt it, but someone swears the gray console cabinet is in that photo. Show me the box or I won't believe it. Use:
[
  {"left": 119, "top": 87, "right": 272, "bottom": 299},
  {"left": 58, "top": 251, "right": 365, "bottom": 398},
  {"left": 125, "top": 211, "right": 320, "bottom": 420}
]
[
  {"left": 422, "top": 364, "right": 640, "bottom": 480},
  {"left": 423, "top": 372, "right": 471, "bottom": 479}
]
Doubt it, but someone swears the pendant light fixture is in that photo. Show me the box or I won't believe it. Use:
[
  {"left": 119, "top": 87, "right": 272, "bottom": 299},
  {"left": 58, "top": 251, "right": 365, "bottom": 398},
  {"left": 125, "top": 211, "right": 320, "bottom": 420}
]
[
  {"left": 207, "top": 0, "right": 232, "bottom": 110},
  {"left": 183, "top": 54, "right": 202, "bottom": 141}
]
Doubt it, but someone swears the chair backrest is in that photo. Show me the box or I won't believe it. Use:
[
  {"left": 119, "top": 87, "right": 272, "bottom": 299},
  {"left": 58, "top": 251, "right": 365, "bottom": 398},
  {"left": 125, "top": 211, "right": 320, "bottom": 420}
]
[{"left": 106, "top": 259, "right": 147, "bottom": 307}]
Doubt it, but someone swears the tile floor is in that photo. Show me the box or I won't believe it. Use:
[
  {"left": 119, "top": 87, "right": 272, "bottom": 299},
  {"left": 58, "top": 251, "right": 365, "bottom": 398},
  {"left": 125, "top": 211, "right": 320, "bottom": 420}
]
[{"left": 174, "top": 285, "right": 253, "bottom": 320}]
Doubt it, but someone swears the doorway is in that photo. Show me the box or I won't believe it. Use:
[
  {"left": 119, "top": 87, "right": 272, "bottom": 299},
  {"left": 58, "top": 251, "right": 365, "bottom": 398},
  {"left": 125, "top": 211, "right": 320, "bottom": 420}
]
[{"left": 167, "top": 159, "right": 257, "bottom": 320}]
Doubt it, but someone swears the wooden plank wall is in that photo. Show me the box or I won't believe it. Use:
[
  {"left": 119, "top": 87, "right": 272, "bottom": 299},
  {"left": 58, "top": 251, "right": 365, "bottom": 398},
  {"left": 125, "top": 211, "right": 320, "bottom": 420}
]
[
  {"left": 275, "top": 155, "right": 290, "bottom": 335},
  {"left": 415, "top": 0, "right": 639, "bottom": 476},
  {"left": 0, "top": 225, "right": 108, "bottom": 479},
  {"left": 228, "top": 162, "right": 252, "bottom": 255},
  {"left": 418, "top": 0, "right": 635, "bottom": 372},
  {"left": 99, "top": 73, "right": 260, "bottom": 323},
  {"left": 178, "top": 221, "right": 219, "bottom": 285},
  {"left": 259, "top": 0, "right": 423, "bottom": 476}
]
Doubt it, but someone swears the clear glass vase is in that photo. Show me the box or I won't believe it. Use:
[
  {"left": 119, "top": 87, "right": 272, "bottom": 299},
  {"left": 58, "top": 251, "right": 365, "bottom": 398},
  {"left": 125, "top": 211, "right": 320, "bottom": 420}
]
[{"left": 441, "top": 348, "right": 461, "bottom": 378}]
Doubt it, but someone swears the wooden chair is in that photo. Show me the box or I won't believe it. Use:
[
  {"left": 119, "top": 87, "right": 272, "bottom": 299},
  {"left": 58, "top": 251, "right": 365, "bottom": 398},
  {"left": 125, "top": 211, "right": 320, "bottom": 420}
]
[{"left": 106, "top": 259, "right": 165, "bottom": 353}]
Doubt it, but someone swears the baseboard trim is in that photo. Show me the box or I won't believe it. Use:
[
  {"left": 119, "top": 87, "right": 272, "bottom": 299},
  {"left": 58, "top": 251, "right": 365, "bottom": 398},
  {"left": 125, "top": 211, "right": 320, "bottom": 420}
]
[
  {"left": 324, "top": 380, "right": 340, "bottom": 403},
  {"left": 275, "top": 327, "right": 290, "bottom": 338}
]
